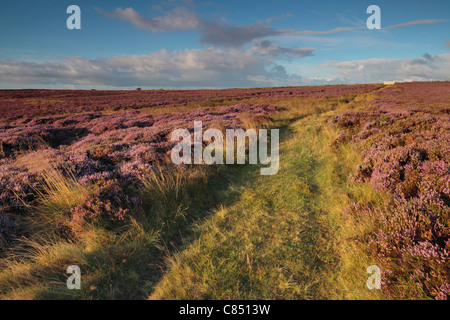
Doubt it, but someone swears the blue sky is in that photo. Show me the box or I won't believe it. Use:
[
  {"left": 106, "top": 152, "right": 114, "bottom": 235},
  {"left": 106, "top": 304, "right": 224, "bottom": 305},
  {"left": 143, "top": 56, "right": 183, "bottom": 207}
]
[{"left": 0, "top": 0, "right": 449, "bottom": 89}]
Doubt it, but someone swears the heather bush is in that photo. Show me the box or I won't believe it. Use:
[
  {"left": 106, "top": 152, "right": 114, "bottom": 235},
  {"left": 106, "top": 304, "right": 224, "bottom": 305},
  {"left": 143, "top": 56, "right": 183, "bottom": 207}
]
[
  {"left": 0, "top": 101, "right": 282, "bottom": 252},
  {"left": 70, "top": 196, "right": 129, "bottom": 226},
  {"left": 0, "top": 212, "right": 17, "bottom": 251},
  {"left": 331, "top": 82, "right": 450, "bottom": 299}
]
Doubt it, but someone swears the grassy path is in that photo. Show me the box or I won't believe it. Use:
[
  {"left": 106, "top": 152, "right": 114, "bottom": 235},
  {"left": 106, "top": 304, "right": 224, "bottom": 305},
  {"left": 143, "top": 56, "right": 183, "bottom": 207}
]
[{"left": 149, "top": 95, "right": 386, "bottom": 300}]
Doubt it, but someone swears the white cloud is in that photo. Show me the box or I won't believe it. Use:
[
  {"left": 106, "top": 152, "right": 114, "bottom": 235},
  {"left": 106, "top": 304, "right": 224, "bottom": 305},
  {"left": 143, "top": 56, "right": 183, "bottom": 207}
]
[
  {"left": 386, "top": 19, "right": 448, "bottom": 29},
  {"left": 98, "top": 6, "right": 283, "bottom": 47},
  {"left": 97, "top": 7, "right": 200, "bottom": 32},
  {"left": 321, "top": 53, "right": 450, "bottom": 83},
  {"left": 251, "top": 41, "right": 315, "bottom": 61},
  {"left": 0, "top": 47, "right": 305, "bottom": 89},
  {"left": 97, "top": 6, "right": 362, "bottom": 48}
]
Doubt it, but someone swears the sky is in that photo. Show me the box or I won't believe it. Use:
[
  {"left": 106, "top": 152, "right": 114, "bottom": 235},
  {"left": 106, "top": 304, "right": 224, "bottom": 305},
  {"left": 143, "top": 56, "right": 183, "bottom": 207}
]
[{"left": 0, "top": 0, "right": 449, "bottom": 89}]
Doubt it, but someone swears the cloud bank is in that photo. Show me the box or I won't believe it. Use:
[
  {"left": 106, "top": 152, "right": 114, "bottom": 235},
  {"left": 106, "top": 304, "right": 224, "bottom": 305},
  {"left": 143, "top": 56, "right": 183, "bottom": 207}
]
[
  {"left": 1, "top": 49, "right": 449, "bottom": 89},
  {"left": 0, "top": 46, "right": 304, "bottom": 89},
  {"left": 324, "top": 53, "right": 450, "bottom": 83}
]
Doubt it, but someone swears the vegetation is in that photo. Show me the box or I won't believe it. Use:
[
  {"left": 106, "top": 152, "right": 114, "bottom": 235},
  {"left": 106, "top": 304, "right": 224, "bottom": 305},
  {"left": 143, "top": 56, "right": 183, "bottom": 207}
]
[{"left": 0, "top": 82, "right": 448, "bottom": 300}]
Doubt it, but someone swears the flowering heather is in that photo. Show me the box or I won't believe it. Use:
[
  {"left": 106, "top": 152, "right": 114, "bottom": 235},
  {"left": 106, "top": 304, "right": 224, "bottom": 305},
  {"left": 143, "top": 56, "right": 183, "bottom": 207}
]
[
  {"left": 331, "top": 82, "right": 450, "bottom": 300},
  {"left": 2, "top": 83, "right": 445, "bottom": 300},
  {"left": 0, "top": 84, "right": 380, "bottom": 121},
  {"left": 0, "top": 98, "right": 281, "bottom": 249},
  {"left": 367, "top": 82, "right": 450, "bottom": 114}
]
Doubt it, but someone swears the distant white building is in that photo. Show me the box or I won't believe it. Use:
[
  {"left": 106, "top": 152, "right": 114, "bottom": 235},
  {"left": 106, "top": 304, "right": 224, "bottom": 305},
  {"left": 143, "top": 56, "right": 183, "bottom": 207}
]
[{"left": 383, "top": 81, "right": 397, "bottom": 85}]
